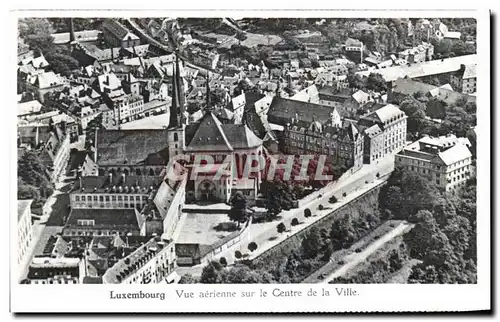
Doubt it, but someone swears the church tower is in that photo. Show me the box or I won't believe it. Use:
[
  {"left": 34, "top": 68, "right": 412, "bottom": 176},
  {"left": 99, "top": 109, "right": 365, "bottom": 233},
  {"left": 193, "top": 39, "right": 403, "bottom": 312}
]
[{"left": 167, "top": 53, "right": 187, "bottom": 158}]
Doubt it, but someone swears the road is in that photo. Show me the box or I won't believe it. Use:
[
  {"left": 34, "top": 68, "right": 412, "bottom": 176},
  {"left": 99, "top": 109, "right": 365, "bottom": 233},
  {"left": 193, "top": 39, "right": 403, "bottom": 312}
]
[
  {"left": 126, "top": 18, "right": 216, "bottom": 73},
  {"left": 321, "top": 222, "right": 410, "bottom": 284},
  {"left": 17, "top": 138, "right": 82, "bottom": 281},
  {"left": 179, "top": 154, "right": 396, "bottom": 276}
]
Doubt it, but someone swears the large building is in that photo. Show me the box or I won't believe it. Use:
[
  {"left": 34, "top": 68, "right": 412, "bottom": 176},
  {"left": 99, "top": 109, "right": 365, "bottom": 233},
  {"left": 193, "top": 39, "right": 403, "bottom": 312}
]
[
  {"left": 358, "top": 104, "right": 408, "bottom": 164},
  {"left": 102, "top": 19, "right": 141, "bottom": 48},
  {"left": 398, "top": 42, "right": 434, "bottom": 63},
  {"left": 395, "top": 135, "right": 472, "bottom": 192},
  {"left": 267, "top": 97, "right": 364, "bottom": 172},
  {"left": 102, "top": 236, "right": 176, "bottom": 284},
  {"left": 450, "top": 64, "right": 477, "bottom": 94},
  {"left": 24, "top": 71, "right": 69, "bottom": 103},
  {"left": 18, "top": 200, "right": 34, "bottom": 275},
  {"left": 94, "top": 128, "right": 170, "bottom": 176}
]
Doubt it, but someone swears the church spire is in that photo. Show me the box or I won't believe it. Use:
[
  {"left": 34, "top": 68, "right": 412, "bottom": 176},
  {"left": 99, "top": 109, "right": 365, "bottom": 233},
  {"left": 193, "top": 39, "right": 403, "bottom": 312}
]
[
  {"left": 168, "top": 52, "right": 187, "bottom": 128},
  {"left": 205, "top": 72, "right": 211, "bottom": 110}
]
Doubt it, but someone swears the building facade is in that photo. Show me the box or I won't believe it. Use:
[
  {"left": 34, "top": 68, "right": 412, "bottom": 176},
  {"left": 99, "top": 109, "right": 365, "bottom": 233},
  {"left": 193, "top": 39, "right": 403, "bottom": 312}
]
[
  {"left": 102, "top": 237, "right": 176, "bottom": 284},
  {"left": 18, "top": 200, "right": 34, "bottom": 273},
  {"left": 102, "top": 19, "right": 141, "bottom": 48},
  {"left": 450, "top": 64, "right": 477, "bottom": 94},
  {"left": 395, "top": 135, "right": 472, "bottom": 192},
  {"left": 358, "top": 104, "right": 408, "bottom": 163},
  {"left": 268, "top": 97, "right": 364, "bottom": 172}
]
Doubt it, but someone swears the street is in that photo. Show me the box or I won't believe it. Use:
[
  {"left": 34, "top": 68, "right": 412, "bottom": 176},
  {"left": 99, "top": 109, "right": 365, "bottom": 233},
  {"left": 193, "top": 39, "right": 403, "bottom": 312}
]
[
  {"left": 178, "top": 153, "right": 396, "bottom": 276},
  {"left": 320, "top": 222, "right": 411, "bottom": 284},
  {"left": 17, "top": 136, "right": 83, "bottom": 281}
]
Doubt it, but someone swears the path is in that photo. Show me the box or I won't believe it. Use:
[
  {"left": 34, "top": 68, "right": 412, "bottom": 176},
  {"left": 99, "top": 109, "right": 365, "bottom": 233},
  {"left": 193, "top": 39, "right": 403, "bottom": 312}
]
[
  {"left": 126, "top": 18, "right": 215, "bottom": 72},
  {"left": 321, "top": 222, "right": 410, "bottom": 284},
  {"left": 178, "top": 154, "right": 396, "bottom": 276}
]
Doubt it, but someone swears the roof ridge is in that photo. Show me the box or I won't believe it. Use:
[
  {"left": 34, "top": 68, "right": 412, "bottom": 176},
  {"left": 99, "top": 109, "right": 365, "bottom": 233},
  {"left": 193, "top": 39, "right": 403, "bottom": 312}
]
[{"left": 210, "top": 112, "right": 233, "bottom": 150}]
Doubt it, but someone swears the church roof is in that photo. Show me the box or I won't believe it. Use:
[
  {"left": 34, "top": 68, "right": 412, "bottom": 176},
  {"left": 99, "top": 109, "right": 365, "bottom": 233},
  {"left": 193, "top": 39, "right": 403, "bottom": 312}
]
[
  {"left": 220, "top": 124, "right": 263, "bottom": 149},
  {"left": 96, "top": 129, "right": 170, "bottom": 166},
  {"left": 185, "top": 113, "right": 233, "bottom": 152}
]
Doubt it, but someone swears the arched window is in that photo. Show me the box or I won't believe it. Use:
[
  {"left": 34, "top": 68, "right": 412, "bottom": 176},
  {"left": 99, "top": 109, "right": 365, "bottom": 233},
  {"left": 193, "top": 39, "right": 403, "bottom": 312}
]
[
  {"left": 136, "top": 168, "right": 142, "bottom": 176},
  {"left": 149, "top": 168, "right": 155, "bottom": 176},
  {"left": 173, "top": 133, "right": 178, "bottom": 142}
]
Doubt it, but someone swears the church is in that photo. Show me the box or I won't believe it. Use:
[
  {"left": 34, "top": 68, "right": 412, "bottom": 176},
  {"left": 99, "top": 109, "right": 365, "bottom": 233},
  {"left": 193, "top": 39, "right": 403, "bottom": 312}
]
[{"left": 166, "top": 55, "right": 265, "bottom": 204}]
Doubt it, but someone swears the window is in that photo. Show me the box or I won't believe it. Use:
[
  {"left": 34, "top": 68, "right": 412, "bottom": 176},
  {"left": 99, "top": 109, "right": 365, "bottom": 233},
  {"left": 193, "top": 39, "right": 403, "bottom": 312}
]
[
  {"left": 77, "top": 220, "right": 95, "bottom": 226},
  {"left": 75, "top": 196, "right": 80, "bottom": 202}
]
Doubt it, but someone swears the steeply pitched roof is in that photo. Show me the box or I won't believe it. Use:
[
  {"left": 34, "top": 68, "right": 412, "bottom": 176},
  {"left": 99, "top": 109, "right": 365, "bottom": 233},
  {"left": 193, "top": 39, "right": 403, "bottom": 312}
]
[
  {"left": 96, "top": 129, "right": 170, "bottom": 166},
  {"left": 220, "top": 124, "right": 263, "bottom": 149},
  {"left": 360, "top": 104, "right": 405, "bottom": 124},
  {"left": 103, "top": 19, "right": 139, "bottom": 41},
  {"left": 185, "top": 113, "right": 233, "bottom": 152}
]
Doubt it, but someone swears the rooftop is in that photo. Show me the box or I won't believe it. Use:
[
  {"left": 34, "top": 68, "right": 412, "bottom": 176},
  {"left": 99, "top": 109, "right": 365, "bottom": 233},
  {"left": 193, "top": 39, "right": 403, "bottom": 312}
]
[
  {"left": 360, "top": 104, "right": 406, "bottom": 124},
  {"left": 268, "top": 97, "right": 339, "bottom": 126},
  {"left": 64, "top": 208, "right": 141, "bottom": 231},
  {"left": 356, "top": 54, "right": 478, "bottom": 82},
  {"left": 103, "top": 19, "right": 139, "bottom": 41},
  {"left": 96, "top": 129, "right": 170, "bottom": 167},
  {"left": 18, "top": 100, "right": 43, "bottom": 116},
  {"left": 51, "top": 30, "right": 101, "bottom": 44},
  {"left": 102, "top": 237, "right": 170, "bottom": 284},
  {"left": 72, "top": 175, "right": 163, "bottom": 194}
]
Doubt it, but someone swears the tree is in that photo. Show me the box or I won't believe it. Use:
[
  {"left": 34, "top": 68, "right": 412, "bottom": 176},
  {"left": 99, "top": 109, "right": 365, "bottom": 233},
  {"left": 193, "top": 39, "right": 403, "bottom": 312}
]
[
  {"left": 291, "top": 218, "right": 299, "bottom": 226},
  {"left": 228, "top": 191, "right": 248, "bottom": 228},
  {"left": 248, "top": 242, "right": 258, "bottom": 252},
  {"left": 329, "top": 196, "right": 338, "bottom": 203},
  {"left": 19, "top": 18, "right": 53, "bottom": 38},
  {"left": 366, "top": 73, "right": 388, "bottom": 92},
  {"left": 318, "top": 204, "right": 324, "bottom": 210},
  {"left": 301, "top": 227, "right": 322, "bottom": 259},
  {"left": 178, "top": 273, "right": 198, "bottom": 284},
  {"left": 330, "top": 216, "right": 356, "bottom": 250},
  {"left": 277, "top": 222, "right": 286, "bottom": 234},
  {"left": 224, "top": 265, "right": 265, "bottom": 284},
  {"left": 399, "top": 96, "right": 427, "bottom": 136},
  {"left": 304, "top": 208, "right": 312, "bottom": 218},
  {"left": 451, "top": 40, "right": 467, "bottom": 56},
  {"left": 200, "top": 261, "right": 224, "bottom": 284},
  {"left": 234, "top": 251, "right": 242, "bottom": 259},
  {"left": 219, "top": 257, "right": 228, "bottom": 266},
  {"left": 435, "top": 39, "right": 454, "bottom": 58}
]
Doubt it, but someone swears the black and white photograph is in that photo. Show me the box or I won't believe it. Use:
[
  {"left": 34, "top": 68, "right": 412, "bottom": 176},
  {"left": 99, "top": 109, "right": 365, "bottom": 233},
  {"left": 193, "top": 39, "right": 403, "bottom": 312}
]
[{"left": 10, "top": 9, "right": 491, "bottom": 313}]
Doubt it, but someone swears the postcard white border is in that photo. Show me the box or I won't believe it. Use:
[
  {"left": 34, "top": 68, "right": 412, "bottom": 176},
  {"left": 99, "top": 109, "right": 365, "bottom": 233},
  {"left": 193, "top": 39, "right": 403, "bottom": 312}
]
[{"left": 8, "top": 8, "right": 490, "bottom": 313}]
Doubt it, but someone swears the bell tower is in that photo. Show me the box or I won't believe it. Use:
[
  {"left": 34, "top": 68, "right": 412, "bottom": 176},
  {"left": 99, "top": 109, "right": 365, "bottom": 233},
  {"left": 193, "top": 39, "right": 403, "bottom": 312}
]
[{"left": 167, "top": 52, "right": 187, "bottom": 158}]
